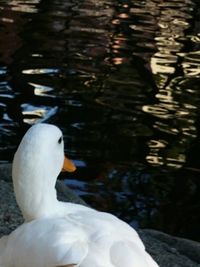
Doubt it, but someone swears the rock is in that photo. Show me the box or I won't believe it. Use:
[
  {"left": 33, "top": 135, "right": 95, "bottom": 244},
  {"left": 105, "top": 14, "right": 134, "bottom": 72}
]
[
  {"left": 0, "top": 164, "right": 200, "bottom": 267},
  {"left": 139, "top": 230, "right": 200, "bottom": 267},
  {"left": 55, "top": 180, "right": 87, "bottom": 206},
  {"left": 0, "top": 179, "right": 22, "bottom": 235},
  {"left": 0, "top": 164, "right": 12, "bottom": 182}
]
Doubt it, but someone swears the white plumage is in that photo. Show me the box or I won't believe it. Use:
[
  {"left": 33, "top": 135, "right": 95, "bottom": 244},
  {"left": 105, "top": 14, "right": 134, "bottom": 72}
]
[{"left": 0, "top": 123, "right": 159, "bottom": 267}]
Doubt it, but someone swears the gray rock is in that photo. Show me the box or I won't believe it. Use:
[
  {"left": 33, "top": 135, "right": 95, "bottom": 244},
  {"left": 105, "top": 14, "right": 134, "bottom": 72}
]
[
  {"left": 139, "top": 230, "right": 200, "bottom": 267},
  {"left": 0, "top": 164, "right": 200, "bottom": 267},
  {"left": 0, "top": 164, "right": 12, "bottom": 182},
  {"left": 0, "top": 179, "right": 23, "bottom": 235},
  {"left": 56, "top": 180, "right": 87, "bottom": 206}
]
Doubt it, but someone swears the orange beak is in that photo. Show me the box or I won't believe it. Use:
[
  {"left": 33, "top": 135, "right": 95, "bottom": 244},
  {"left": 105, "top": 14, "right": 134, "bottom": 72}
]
[{"left": 62, "top": 155, "right": 76, "bottom": 172}]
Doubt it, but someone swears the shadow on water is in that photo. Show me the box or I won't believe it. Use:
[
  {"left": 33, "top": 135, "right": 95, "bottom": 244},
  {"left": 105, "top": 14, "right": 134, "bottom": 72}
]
[{"left": 0, "top": 0, "right": 200, "bottom": 241}]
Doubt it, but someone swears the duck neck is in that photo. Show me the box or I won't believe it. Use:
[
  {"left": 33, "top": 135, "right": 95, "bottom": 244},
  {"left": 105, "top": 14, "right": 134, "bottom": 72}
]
[{"left": 12, "top": 165, "right": 60, "bottom": 222}]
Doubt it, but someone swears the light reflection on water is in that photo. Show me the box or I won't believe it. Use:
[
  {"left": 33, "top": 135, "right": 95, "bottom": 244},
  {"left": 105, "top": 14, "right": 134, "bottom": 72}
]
[
  {"left": 21, "top": 104, "right": 58, "bottom": 124},
  {"left": 145, "top": 0, "right": 198, "bottom": 170},
  {"left": 0, "top": 0, "right": 200, "bottom": 240},
  {"left": 22, "top": 68, "right": 60, "bottom": 75},
  {"left": 1, "top": 0, "right": 39, "bottom": 14},
  {"left": 29, "top": 83, "right": 55, "bottom": 97}
]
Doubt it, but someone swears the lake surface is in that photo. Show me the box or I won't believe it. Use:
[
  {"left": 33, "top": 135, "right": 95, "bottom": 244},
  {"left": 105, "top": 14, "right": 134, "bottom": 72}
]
[{"left": 0, "top": 0, "right": 200, "bottom": 241}]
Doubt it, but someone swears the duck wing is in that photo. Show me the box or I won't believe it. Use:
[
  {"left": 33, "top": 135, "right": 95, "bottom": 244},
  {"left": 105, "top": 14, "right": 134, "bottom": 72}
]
[
  {"left": 1, "top": 218, "right": 88, "bottom": 267},
  {"left": 1, "top": 209, "right": 159, "bottom": 267},
  {"left": 67, "top": 210, "right": 159, "bottom": 267}
]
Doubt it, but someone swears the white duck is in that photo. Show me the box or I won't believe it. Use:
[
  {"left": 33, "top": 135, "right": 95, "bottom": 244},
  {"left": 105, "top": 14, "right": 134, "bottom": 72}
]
[{"left": 0, "top": 123, "right": 159, "bottom": 267}]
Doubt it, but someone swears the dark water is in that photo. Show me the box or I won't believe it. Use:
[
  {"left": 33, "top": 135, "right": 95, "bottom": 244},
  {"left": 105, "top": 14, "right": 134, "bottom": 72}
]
[{"left": 0, "top": 0, "right": 200, "bottom": 241}]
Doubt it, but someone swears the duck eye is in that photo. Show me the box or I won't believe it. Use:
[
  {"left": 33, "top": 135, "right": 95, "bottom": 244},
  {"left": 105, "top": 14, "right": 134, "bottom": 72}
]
[{"left": 58, "top": 137, "right": 62, "bottom": 144}]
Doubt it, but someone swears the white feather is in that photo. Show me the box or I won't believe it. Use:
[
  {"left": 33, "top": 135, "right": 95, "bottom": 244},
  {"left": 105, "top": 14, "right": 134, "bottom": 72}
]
[{"left": 0, "top": 124, "right": 159, "bottom": 267}]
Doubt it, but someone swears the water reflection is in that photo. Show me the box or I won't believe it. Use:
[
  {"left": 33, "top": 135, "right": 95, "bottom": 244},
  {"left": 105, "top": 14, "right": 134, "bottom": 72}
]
[
  {"left": 21, "top": 104, "right": 58, "bottom": 124},
  {"left": 0, "top": 0, "right": 200, "bottom": 241},
  {"left": 9, "top": 0, "right": 39, "bottom": 13},
  {"left": 22, "top": 68, "right": 60, "bottom": 75},
  {"left": 145, "top": 0, "right": 198, "bottom": 169}
]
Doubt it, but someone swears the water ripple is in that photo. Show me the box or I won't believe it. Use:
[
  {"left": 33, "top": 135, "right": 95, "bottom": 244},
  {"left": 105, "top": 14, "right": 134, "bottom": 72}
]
[{"left": 21, "top": 104, "right": 58, "bottom": 124}]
